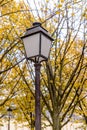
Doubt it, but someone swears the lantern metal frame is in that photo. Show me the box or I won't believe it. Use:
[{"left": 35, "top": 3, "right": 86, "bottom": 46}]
[{"left": 21, "top": 22, "right": 53, "bottom": 63}]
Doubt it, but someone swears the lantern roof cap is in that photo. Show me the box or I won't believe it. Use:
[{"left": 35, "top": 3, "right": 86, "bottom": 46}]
[
  {"left": 21, "top": 22, "right": 54, "bottom": 41},
  {"left": 7, "top": 107, "right": 12, "bottom": 112},
  {"left": 33, "top": 22, "right": 41, "bottom": 26}
]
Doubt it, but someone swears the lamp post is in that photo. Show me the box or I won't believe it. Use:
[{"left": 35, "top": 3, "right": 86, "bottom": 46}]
[
  {"left": 30, "top": 112, "right": 35, "bottom": 130},
  {"left": 21, "top": 22, "right": 53, "bottom": 130},
  {"left": 7, "top": 107, "right": 12, "bottom": 130},
  {"left": 30, "top": 112, "right": 33, "bottom": 130}
]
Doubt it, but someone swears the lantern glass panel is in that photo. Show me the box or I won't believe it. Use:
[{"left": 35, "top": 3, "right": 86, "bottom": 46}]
[
  {"left": 23, "top": 33, "right": 40, "bottom": 58},
  {"left": 41, "top": 34, "right": 52, "bottom": 58}
]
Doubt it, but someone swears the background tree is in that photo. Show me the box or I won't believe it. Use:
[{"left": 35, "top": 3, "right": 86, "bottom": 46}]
[{"left": 0, "top": 0, "right": 34, "bottom": 127}]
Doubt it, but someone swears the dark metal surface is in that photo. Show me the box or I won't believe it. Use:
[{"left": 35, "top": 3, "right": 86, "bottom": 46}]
[
  {"left": 21, "top": 22, "right": 54, "bottom": 41},
  {"left": 7, "top": 108, "right": 12, "bottom": 112},
  {"left": 7, "top": 107, "right": 12, "bottom": 130},
  {"left": 34, "top": 63, "right": 41, "bottom": 130}
]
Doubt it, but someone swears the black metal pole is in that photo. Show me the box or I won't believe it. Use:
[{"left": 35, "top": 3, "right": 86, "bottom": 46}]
[
  {"left": 7, "top": 108, "right": 12, "bottom": 130},
  {"left": 30, "top": 112, "right": 33, "bottom": 130},
  {"left": 34, "top": 63, "right": 41, "bottom": 130},
  {"left": 8, "top": 114, "right": 10, "bottom": 130}
]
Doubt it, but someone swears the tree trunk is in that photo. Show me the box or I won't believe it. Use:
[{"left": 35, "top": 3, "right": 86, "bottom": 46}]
[{"left": 53, "top": 111, "right": 61, "bottom": 130}]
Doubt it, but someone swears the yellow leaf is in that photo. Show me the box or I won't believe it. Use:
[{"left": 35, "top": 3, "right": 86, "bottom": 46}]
[
  {"left": 73, "top": 0, "right": 77, "bottom": 3},
  {"left": 71, "top": 13, "right": 75, "bottom": 16},
  {"left": 46, "top": 0, "right": 49, "bottom": 2},
  {"left": 67, "top": 5, "right": 71, "bottom": 9},
  {"left": 57, "top": 4, "right": 62, "bottom": 8},
  {"left": 50, "top": 80, "right": 53, "bottom": 84},
  {"left": 56, "top": 11, "right": 60, "bottom": 15},
  {"left": 60, "top": 0, "right": 64, "bottom": 3}
]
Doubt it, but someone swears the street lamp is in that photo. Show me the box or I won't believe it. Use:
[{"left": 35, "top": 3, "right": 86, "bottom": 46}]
[
  {"left": 30, "top": 112, "right": 35, "bottom": 130},
  {"left": 7, "top": 107, "right": 12, "bottom": 130},
  {"left": 21, "top": 22, "right": 53, "bottom": 130}
]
